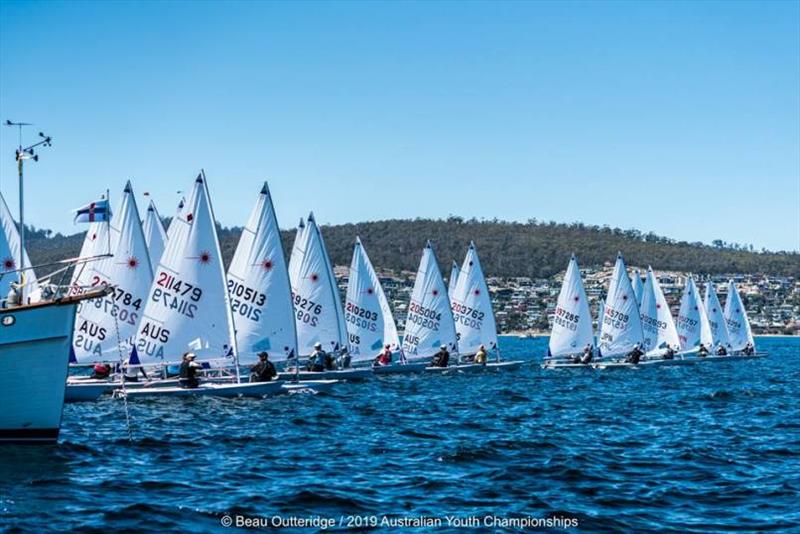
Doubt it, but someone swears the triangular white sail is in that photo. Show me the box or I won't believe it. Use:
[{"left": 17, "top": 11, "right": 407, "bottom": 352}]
[
  {"left": 316, "top": 214, "right": 348, "bottom": 349},
  {"left": 599, "top": 253, "right": 644, "bottom": 356},
  {"left": 632, "top": 269, "right": 644, "bottom": 305},
  {"left": 226, "top": 183, "right": 297, "bottom": 364},
  {"left": 548, "top": 255, "right": 593, "bottom": 358},
  {"left": 595, "top": 297, "right": 605, "bottom": 344},
  {"left": 676, "top": 275, "right": 713, "bottom": 351},
  {"left": 142, "top": 199, "right": 167, "bottom": 270},
  {"left": 451, "top": 242, "right": 498, "bottom": 356},
  {"left": 723, "top": 280, "right": 755, "bottom": 351},
  {"left": 448, "top": 261, "right": 460, "bottom": 297},
  {"left": 639, "top": 267, "right": 680, "bottom": 354},
  {"left": 72, "top": 181, "right": 154, "bottom": 363},
  {"left": 288, "top": 213, "right": 346, "bottom": 356},
  {"left": 704, "top": 281, "right": 731, "bottom": 349},
  {"left": 69, "top": 196, "right": 111, "bottom": 293},
  {"left": 287, "top": 218, "right": 305, "bottom": 294},
  {"left": 401, "top": 241, "right": 458, "bottom": 361},
  {"left": 0, "top": 191, "right": 39, "bottom": 303},
  {"left": 345, "top": 237, "right": 401, "bottom": 362},
  {"left": 134, "top": 173, "right": 236, "bottom": 364}
]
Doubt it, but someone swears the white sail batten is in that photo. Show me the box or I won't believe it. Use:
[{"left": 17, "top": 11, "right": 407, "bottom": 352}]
[
  {"left": 134, "top": 173, "right": 236, "bottom": 364},
  {"left": 401, "top": 242, "right": 458, "bottom": 361},
  {"left": 72, "top": 181, "right": 154, "bottom": 363},
  {"left": 639, "top": 267, "right": 680, "bottom": 354},
  {"left": 451, "top": 242, "right": 498, "bottom": 356},
  {"left": 548, "top": 255, "right": 593, "bottom": 358},
  {"left": 142, "top": 199, "right": 167, "bottom": 270},
  {"left": 345, "top": 237, "right": 401, "bottom": 362},
  {"left": 676, "top": 275, "right": 713, "bottom": 351},
  {"left": 0, "top": 191, "right": 39, "bottom": 302},
  {"left": 289, "top": 213, "right": 346, "bottom": 357},
  {"left": 724, "top": 280, "right": 755, "bottom": 351},
  {"left": 704, "top": 281, "right": 731, "bottom": 349},
  {"left": 448, "top": 261, "right": 460, "bottom": 297},
  {"left": 599, "top": 254, "right": 645, "bottom": 356},
  {"left": 227, "top": 183, "right": 297, "bottom": 364}
]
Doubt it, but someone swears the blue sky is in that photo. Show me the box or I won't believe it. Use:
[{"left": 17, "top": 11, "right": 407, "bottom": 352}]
[{"left": 1, "top": 0, "right": 798, "bottom": 251}]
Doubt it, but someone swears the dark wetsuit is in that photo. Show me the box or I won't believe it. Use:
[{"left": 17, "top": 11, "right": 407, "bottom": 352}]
[
  {"left": 179, "top": 361, "right": 200, "bottom": 388},
  {"left": 625, "top": 348, "right": 643, "bottom": 364},
  {"left": 250, "top": 361, "right": 277, "bottom": 382},
  {"left": 431, "top": 349, "right": 450, "bottom": 368}
]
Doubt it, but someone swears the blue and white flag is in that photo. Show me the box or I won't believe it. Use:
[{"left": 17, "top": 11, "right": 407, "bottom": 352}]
[{"left": 74, "top": 198, "right": 111, "bottom": 223}]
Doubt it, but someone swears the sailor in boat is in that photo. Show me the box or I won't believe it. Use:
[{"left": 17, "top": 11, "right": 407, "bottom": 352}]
[
  {"left": 742, "top": 342, "right": 755, "bottom": 356},
  {"left": 90, "top": 363, "right": 112, "bottom": 380},
  {"left": 431, "top": 345, "right": 450, "bottom": 368},
  {"left": 308, "top": 343, "right": 327, "bottom": 372},
  {"left": 337, "top": 348, "right": 351, "bottom": 369},
  {"left": 250, "top": 352, "right": 277, "bottom": 382},
  {"left": 698, "top": 343, "right": 709, "bottom": 357},
  {"left": 580, "top": 344, "right": 594, "bottom": 364},
  {"left": 373, "top": 344, "right": 393, "bottom": 367},
  {"left": 179, "top": 352, "right": 202, "bottom": 388},
  {"left": 662, "top": 346, "right": 677, "bottom": 360},
  {"left": 715, "top": 343, "right": 728, "bottom": 356},
  {"left": 624, "top": 343, "right": 644, "bottom": 364},
  {"left": 474, "top": 344, "right": 488, "bottom": 365}
]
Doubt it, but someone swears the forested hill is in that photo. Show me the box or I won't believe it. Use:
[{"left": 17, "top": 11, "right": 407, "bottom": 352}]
[{"left": 24, "top": 217, "right": 799, "bottom": 279}]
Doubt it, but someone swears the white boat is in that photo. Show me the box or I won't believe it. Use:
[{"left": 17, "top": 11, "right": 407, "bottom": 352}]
[
  {"left": 724, "top": 280, "right": 758, "bottom": 354},
  {"left": 277, "top": 368, "right": 373, "bottom": 381},
  {"left": 288, "top": 213, "right": 349, "bottom": 365},
  {"left": 597, "top": 253, "right": 645, "bottom": 360},
  {"left": 344, "top": 237, "right": 402, "bottom": 365},
  {"left": 122, "top": 380, "right": 286, "bottom": 399},
  {"left": 128, "top": 172, "right": 250, "bottom": 398},
  {"left": 65, "top": 381, "right": 115, "bottom": 402},
  {"left": 542, "top": 254, "right": 595, "bottom": 369},
  {"left": 639, "top": 267, "right": 681, "bottom": 358},
  {"left": 676, "top": 274, "right": 713, "bottom": 353},
  {"left": 142, "top": 198, "right": 167, "bottom": 270},
  {"left": 704, "top": 281, "right": 732, "bottom": 353},
  {"left": 401, "top": 241, "right": 459, "bottom": 363},
  {"left": 71, "top": 181, "right": 154, "bottom": 364},
  {"left": 450, "top": 242, "right": 502, "bottom": 361},
  {"left": 227, "top": 183, "right": 297, "bottom": 365},
  {"left": 425, "top": 360, "right": 524, "bottom": 373}
]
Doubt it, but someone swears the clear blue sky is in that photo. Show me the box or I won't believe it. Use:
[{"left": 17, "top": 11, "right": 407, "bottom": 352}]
[{"left": 1, "top": 0, "right": 798, "bottom": 251}]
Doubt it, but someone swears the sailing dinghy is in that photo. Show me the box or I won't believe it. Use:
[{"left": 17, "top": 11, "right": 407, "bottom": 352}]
[
  {"left": 704, "top": 281, "right": 732, "bottom": 354},
  {"left": 675, "top": 275, "right": 713, "bottom": 358},
  {"left": 639, "top": 267, "right": 683, "bottom": 362},
  {"left": 126, "top": 172, "right": 283, "bottom": 398},
  {"left": 719, "top": 280, "right": 764, "bottom": 359},
  {"left": 451, "top": 242, "right": 522, "bottom": 371},
  {"left": 542, "top": 255, "right": 595, "bottom": 369},
  {"left": 280, "top": 213, "right": 371, "bottom": 381},
  {"left": 345, "top": 238, "right": 426, "bottom": 375},
  {"left": 594, "top": 253, "right": 645, "bottom": 367}
]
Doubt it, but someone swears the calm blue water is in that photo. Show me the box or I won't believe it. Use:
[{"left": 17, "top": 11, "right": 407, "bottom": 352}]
[{"left": 1, "top": 337, "right": 798, "bottom": 533}]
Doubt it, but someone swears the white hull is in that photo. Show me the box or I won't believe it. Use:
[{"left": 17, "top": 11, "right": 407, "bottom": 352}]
[
  {"left": 65, "top": 382, "right": 112, "bottom": 402},
  {"left": 121, "top": 380, "right": 285, "bottom": 399},
  {"left": 0, "top": 295, "right": 93, "bottom": 443},
  {"left": 426, "top": 360, "right": 524, "bottom": 373},
  {"left": 371, "top": 362, "right": 429, "bottom": 375},
  {"left": 277, "top": 368, "right": 373, "bottom": 381}
]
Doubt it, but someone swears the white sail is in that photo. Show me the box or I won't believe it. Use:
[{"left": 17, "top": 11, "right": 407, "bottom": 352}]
[
  {"left": 548, "top": 255, "right": 593, "bottom": 358},
  {"left": 69, "top": 198, "right": 111, "bottom": 292},
  {"left": 345, "top": 237, "right": 401, "bottom": 362},
  {"left": 723, "top": 280, "right": 755, "bottom": 351},
  {"left": 451, "top": 242, "right": 498, "bottom": 356},
  {"left": 0, "top": 191, "right": 39, "bottom": 303},
  {"left": 639, "top": 267, "right": 680, "bottom": 354},
  {"left": 289, "top": 213, "right": 346, "bottom": 356},
  {"left": 704, "top": 281, "right": 731, "bottom": 349},
  {"left": 287, "top": 218, "right": 305, "bottom": 294},
  {"left": 632, "top": 269, "right": 644, "bottom": 305},
  {"left": 448, "top": 261, "right": 460, "bottom": 297},
  {"left": 315, "top": 214, "right": 348, "bottom": 349},
  {"left": 595, "top": 297, "right": 605, "bottom": 344},
  {"left": 142, "top": 199, "right": 167, "bottom": 270},
  {"left": 401, "top": 241, "right": 458, "bottom": 361},
  {"left": 72, "top": 181, "right": 154, "bottom": 363},
  {"left": 134, "top": 173, "right": 236, "bottom": 364},
  {"left": 599, "top": 253, "right": 644, "bottom": 356},
  {"left": 676, "top": 275, "right": 713, "bottom": 351},
  {"left": 227, "top": 184, "right": 297, "bottom": 364}
]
